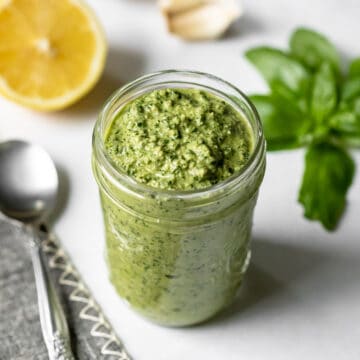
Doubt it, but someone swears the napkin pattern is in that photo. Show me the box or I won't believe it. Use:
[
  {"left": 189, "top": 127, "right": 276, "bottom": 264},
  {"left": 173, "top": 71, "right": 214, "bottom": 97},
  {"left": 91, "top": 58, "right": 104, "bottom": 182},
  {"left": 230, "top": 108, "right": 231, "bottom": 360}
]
[{"left": 0, "top": 215, "right": 132, "bottom": 360}]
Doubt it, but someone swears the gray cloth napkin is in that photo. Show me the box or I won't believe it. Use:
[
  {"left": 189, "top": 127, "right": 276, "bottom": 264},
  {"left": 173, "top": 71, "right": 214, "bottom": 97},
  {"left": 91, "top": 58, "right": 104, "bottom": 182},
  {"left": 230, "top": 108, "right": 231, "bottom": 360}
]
[{"left": 0, "top": 215, "right": 132, "bottom": 360}]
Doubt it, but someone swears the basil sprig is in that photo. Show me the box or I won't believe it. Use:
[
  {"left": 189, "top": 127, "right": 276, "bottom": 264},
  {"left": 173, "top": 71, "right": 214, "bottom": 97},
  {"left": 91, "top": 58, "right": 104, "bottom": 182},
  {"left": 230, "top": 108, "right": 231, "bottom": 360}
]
[{"left": 245, "top": 27, "right": 359, "bottom": 230}]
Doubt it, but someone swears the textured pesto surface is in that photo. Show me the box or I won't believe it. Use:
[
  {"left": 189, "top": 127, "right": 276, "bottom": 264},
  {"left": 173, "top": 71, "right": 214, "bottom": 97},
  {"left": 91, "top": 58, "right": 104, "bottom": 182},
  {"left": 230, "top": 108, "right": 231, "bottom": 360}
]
[{"left": 105, "top": 88, "right": 253, "bottom": 190}]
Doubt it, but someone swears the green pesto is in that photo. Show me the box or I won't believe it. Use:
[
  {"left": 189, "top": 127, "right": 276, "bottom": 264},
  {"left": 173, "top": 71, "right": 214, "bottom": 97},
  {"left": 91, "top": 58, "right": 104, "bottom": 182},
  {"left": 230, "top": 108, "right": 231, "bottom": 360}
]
[
  {"left": 99, "top": 88, "right": 262, "bottom": 326},
  {"left": 105, "top": 88, "right": 253, "bottom": 190}
]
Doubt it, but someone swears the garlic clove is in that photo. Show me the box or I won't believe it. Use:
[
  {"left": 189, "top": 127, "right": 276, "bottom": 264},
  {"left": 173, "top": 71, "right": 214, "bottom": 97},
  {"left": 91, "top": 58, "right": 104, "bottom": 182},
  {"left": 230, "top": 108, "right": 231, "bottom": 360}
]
[
  {"left": 164, "top": 1, "right": 242, "bottom": 40},
  {"left": 159, "top": 0, "right": 242, "bottom": 41}
]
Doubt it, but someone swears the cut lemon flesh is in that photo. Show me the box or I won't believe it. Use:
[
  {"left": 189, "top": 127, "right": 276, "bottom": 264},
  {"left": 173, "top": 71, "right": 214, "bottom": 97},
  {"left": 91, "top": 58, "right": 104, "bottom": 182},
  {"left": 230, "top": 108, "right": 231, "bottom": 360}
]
[{"left": 0, "top": 0, "right": 107, "bottom": 111}]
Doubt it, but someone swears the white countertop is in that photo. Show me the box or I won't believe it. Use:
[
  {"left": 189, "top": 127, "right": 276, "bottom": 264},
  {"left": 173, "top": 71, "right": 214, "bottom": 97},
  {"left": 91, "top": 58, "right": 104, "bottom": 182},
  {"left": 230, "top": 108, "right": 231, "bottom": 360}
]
[{"left": 2, "top": 0, "right": 360, "bottom": 359}]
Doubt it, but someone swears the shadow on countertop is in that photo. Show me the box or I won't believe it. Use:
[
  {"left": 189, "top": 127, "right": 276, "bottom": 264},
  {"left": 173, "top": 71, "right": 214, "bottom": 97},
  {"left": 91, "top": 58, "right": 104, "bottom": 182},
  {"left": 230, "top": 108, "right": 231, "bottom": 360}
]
[
  {"left": 225, "top": 12, "right": 265, "bottom": 40},
  {"left": 202, "top": 236, "right": 360, "bottom": 327}
]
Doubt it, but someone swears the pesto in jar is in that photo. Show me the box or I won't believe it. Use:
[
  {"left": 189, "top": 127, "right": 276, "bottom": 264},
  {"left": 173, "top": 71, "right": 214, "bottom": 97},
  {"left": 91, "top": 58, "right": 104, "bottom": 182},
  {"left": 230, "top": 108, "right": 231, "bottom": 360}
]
[
  {"left": 105, "top": 88, "right": 253, "bottom": 190},
  {"left": 97, "top": 87, "right": 262, "bottom": 326}
]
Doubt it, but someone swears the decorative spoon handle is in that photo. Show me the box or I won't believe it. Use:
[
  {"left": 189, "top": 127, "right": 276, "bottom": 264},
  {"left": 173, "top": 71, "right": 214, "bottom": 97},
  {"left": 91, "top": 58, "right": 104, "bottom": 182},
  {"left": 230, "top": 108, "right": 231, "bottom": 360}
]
[
  {"left": 50, "top": 332, "right": 75, "bottom": 360},
  {"left": 28, "top": 226, "right": 75, "bottom": 360}
]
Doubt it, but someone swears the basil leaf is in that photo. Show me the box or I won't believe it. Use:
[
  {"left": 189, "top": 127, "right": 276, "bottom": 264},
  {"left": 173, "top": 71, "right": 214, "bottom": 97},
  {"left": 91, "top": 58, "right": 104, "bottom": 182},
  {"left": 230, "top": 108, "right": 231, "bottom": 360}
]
[
  {"left": 311, "top": 63, "right": 337, "bottom": 125},
  {"left": 299, "top": 142, "right": 355, "bottom": 230},
  {"left": 290, "top": 27, "right": 340, "bottom": 72},
  {"left": 245, "top": 47, "right": 309, "bottom": 94},
  {"left": 250, "top": 94, "right": 309, "bottom": 151},
  {"left": 271, "top": 79, "right": 309, "bottom": 113},
  {"left": 336, "top": 99, "right": 360, "bottom": 146},
  {"left": 329, "top": 111, "right": 360, "bottom": 135},
  {"left": 349, "top": 58, "right": 360, "bottom": 78},
  {"left": 338, "top": 97, "right": 360, "bottom": 114},
  {"left": 353, "top": 97, "right": 360, "bottom": 115},
  {"left": 341, "top": 135, "right": 360, "bottom": 148},
  {"left": 341, "top": 77, "right": 360, "bottom": 101}
]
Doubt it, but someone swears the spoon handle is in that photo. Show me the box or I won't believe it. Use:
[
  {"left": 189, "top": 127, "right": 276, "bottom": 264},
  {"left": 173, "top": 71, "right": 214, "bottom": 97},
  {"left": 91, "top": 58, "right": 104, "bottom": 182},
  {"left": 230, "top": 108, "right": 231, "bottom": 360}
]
[{"left": 28, "top": 226, "right": 75, "bottom": 360}]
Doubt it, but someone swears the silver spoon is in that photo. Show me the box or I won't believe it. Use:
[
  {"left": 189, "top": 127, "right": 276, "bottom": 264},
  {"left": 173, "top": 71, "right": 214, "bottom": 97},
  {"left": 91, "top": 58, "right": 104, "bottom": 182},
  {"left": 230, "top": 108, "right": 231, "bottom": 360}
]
[{"left": 0, "top": 140, "right": 74, "bottom": 360}]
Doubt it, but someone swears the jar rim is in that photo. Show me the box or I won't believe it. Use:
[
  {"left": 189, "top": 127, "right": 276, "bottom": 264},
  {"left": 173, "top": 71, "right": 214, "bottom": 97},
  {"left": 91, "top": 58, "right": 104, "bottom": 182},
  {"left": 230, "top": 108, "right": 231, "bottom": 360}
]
[{"left": 93, "top": 69, "right": 265, "bottom": 201}]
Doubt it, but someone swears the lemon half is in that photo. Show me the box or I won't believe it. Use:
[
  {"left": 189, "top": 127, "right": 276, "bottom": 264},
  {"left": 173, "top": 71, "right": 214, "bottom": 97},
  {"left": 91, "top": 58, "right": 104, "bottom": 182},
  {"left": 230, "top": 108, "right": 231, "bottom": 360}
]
[{"left": 0, "top": 0, "right": 107, "bottom": 111}]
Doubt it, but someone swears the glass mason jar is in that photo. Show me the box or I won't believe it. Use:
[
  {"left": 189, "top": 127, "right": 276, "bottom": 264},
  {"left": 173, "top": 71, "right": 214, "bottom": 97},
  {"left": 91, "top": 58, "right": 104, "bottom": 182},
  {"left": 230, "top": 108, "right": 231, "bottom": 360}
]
[{"left": 92, "top": 70, "right": 266, "bottom": 326}]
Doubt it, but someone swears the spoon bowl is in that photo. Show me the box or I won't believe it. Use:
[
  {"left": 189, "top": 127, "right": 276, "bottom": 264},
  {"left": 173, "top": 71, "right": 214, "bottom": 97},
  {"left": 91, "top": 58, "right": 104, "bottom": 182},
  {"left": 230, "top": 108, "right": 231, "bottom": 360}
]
[{"left": 0, "top": 140, "right": 58, "bottom": 223}]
